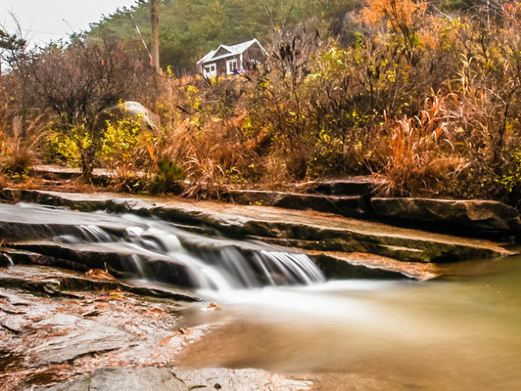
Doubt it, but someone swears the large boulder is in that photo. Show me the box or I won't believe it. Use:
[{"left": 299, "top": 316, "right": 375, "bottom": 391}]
[
  {"left": 94, "top": 101, "right": 159, "bottom": 132},
  {"left": 371, "top": 198, "right": 521, "bottom": 235}
]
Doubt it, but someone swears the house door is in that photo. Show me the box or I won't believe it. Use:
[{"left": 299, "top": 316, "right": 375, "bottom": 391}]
[{"left": 203, "top": 63, "right": 217, "bottom": 78}]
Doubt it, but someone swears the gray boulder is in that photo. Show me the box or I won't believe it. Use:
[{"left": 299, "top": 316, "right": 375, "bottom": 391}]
[{"left": 94, "top": 101, "right": 159, "bottom": 132}]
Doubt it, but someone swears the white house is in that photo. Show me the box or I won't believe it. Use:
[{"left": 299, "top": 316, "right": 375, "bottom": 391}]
[{"left": 196, "top": 38, "right": 267, "bottom": 78}]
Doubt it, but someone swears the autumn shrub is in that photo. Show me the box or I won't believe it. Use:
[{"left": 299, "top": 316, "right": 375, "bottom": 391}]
[
  {"left": 95, "top": 117, "right": 154, "bottom": 191},
  {"left": 21, "top": 36, "right": 155, "bottom": 177},
  {"left": 152, "top": 74, "right": 263, "bottom": 196},
  {"left": 376, "top": 96, "right": 467, "bottom": 196},
  {"left": 45, "top": 125, "right": 88, "bottom": 167},
  {"left": 0, "top": 116, "right": 43, "bottom": 179}
]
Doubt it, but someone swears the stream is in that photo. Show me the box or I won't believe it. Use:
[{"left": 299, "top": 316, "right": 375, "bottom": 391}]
[
  {"left": 1, "top": 203, "right": 521, "bottom": 390},
  {"left": 188, "top": 268, "right": 521, "bottom": 390}
]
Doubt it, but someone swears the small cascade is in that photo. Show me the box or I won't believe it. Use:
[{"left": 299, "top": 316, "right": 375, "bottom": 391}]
[
  {"left": 78, "top": 225, "right": 113, "bottom": 242},
  {"left": 49, "top": 213, "right": 326, "bottom": 291},
  {"left": 126, "top": 224, "right": 325, "bottom": 290},
  {"left": 3, "top": 254, "right": 14, "bottom": 267},
  {"left": 257, "top": 251, "right": 325, "bottom": 285}
]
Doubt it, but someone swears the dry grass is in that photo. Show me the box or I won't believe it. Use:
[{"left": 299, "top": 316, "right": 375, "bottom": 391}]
[
  {"left": 0, "top": 116, "right": 45, "bottom": 178},
  {"left": 377, "top": 96, "right": 467, "bottom": 196}
]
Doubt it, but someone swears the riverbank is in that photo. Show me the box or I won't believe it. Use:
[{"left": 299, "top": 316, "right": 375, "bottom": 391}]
[{"left": 0, "top": 266, "right": 314, "bottom": 391}]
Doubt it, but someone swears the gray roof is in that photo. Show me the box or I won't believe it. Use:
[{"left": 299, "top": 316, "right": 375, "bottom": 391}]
[{"left": 197, "top": 38, "right": 266, "bottom": 65}]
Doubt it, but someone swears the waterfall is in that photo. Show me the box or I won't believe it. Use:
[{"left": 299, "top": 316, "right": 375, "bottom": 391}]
[
  {"left": 78, "top": 225, "right": 113, "bottom": 242},
  {"left": 53, "top": 215, "right": 325, "bottom": 291}
]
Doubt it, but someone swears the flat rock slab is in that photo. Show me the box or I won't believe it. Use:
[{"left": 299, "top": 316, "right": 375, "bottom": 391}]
[
  {"left": 1, "top": 189, "right": 515, "bottom": 264},
  {"left": 0, "top": 263, "right": 200, "bottom": 302},
  {"left": 371, "top": 197, "right": 521, "bottom": 234},
  {"left": 223, "top": 189, "right": 366, "bottom": 217},
  {"left": 32, "top": 165, "right": 114, "bottom": 183},
  {"left": 0, "top": 276, "right": 204, "bottom": 390},
  {"left": 0, "top": 202, "right": 134, "bottom": 242},
  {"left": 47, "top": 367, "right": 311, "bottom": 391},
  {"left": 309, "top": 251, "right": 521, "bottom": 281},
  {"left": 308, "top": 251, "right": 439, "bottom": 281},
  {"left": 1, "top": 315, "right": 27, "bottom": 333},
  {"left": 295, "top": 176, "right": 385, "bottom": 196},
  {"left": 47, "top": 367, "right": 187, "bottom": 391},
  {"left": 7, "top": 241, "right": 197, "bottom": 290},
  {"left": 27, "top": 314, "right": 130, "bottom": 366},
  {"left": 174, "top": 367, "right": 312, "bottom": 391}
]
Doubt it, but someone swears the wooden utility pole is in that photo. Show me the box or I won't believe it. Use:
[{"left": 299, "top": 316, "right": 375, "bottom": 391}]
[{"left": 151, "top": 0, "right": 161, "bottom": 75}]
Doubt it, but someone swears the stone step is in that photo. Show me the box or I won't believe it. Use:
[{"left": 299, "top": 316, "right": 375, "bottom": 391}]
[
  {"left": 6, "top": 241, "right": 196, "bottom": 289},
  {"left": 1, "top": 189, "right": 514, "bottom": 264},
  {"left": 31, "top": 165, "right": 116, "bottom": 186},
  {"left": 294, "top": 176, "right": 385, "bottom": 196},
  {"left": 371, "top": 197, "right": 521, "bottom": 235},
  {"left": 0, "top": 261, "right": 199, "bottom": 301},
  {"left": 222, "top": 190, "right": 366, "bottom": 218},
  {"left": 308, "top": 251, "right": 440, "bottom": 281},
  {"left": 309, "top": 250, "right": 521, "bottom": 282}
]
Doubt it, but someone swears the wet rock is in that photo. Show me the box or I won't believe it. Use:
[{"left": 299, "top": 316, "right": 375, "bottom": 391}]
[
  {"left": 40, "top": 279, "right": 62, "bottom": 295},
  {"left": 0, "top": 289, "right": 31, "bottom": 306},
  {"left": 0, "top": 283, "right": 203, "bottom": 389},
  {"left": 1, "top": 189, "right": 515, "bottom": 263},
  {"left": 47, "top": 367, "right": 187, "bottom": 391},
  {"left": 0, "top": 203, "right": 132, "bottom": 242},
  {"left": 295, "top": 176, "right": 385, "bottom": 196},
  {"left": 27, "top": 314, "right": 130, "bottom": 366},
  {"left": 223, "top": 190, "right": 367, "bottom": 217},
  {"left": 309, "top": 251, "right": 440, "bottom": 281},
  {"left": 47, "top": 367, "right": 309, "bottom": 391},
  {"left": 371, "top": 198, "right": 521, "bottom": 235},
  {"left": 1, "top": 189, "right": 111, "bottom": 212},
  {"left": 0, "top": 253, "right": 14, "bottom": 267},
  {"left": 10, "top": 241, "right": 197, "bottom": 289},
  {"left": 174, "top": 368, "right": 312, "bottom": 391},
  {"left": 1, "top": 315, "right": 27, "bottom": 333},
  {"left": 0, "top": 264, "right": 200, "bottom": 302}
]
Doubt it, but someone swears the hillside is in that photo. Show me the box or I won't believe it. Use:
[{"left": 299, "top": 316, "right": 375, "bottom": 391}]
[{"left": 88, "top": 0, "right": 360, "bottom": 73}]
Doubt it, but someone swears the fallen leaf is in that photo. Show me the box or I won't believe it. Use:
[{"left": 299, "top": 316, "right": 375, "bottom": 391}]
[{"left": 85, "top": 269, "right": 115, "bottom": 281}]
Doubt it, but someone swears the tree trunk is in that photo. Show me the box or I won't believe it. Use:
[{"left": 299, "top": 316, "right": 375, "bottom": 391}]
[{"left": 151, "top": 0, "right": 161, "bottom": 76}]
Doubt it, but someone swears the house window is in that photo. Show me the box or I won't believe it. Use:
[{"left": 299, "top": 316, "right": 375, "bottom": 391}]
[
  {"left": 203, "top": 63, "right": 216, "bottom": 78},
  {"left": 226, "top": 59, "right": 238, "bottom": 75}
]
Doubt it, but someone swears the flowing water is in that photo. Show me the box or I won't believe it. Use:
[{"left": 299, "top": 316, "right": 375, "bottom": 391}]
[
  {"left": 9, "top": 203, "right": 325, "bottom": 290},
  {"left": 183, "top": 264, "right": 521, "bottom": 391},
  {"left": 4, "top": 203, "right": 521, "bottom": 390}
]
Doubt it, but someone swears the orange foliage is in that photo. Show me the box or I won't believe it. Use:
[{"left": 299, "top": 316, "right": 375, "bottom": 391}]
[{"left": 360, "top": 0, "right": 427, "bottom": 29}]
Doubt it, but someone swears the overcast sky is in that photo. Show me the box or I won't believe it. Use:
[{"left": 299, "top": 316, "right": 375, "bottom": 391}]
[{"left": 0, "top": 0, "right": 138, "bottom": 46}]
